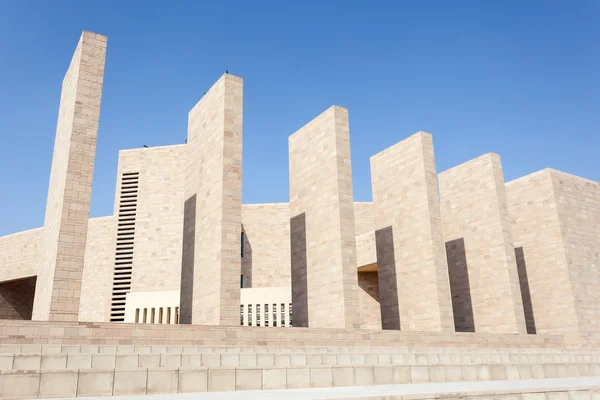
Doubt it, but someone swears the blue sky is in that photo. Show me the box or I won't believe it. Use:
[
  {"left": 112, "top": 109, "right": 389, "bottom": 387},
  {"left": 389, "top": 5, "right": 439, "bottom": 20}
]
[{"left": 0, "top": 1, "right": 598, "bottom": 236}]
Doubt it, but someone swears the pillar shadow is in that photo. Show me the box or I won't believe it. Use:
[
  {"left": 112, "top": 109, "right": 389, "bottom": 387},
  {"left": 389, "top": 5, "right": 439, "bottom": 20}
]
[
  {"left": 241, "top": 224, "right": 252, "bottom": 288},
  {"left": 290, "top": 213, "right": 308, "bottom": 327},
  {"left": 375, "top": 226, "right": 400, "bottom": 330},
  {"left": 179, "top": 194, "right": 196, "bottom": 324},
  {"left": 0, "top": 276, "right": 37, "bottom": 319},
  {"left": 515, "top": 246, "right": 536, "bottom": 334},
  {"left": 445, "top": 238, "right": 475, "bottom": 332}
]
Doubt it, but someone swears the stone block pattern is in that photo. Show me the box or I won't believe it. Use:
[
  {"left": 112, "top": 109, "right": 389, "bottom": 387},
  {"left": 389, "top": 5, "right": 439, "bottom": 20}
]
[
  {"left": 241, "top": 203, "right": 290, "bottom": 288},
  {"left": 114, "top": 146, "right": 186, "bottom": 293},
  {"left": 370, "top": 132, "right": 453, "bottom": 332},
  {"left": 553, "top": 171, "right": 599, "bottom": 346},
  {"left": 357, "top": 271, "right": 381, "bottom": 329},
  {"left": 506, "top": 170, "right": 577, "bottom": 340},
  {"left": 439, "top": 153, "right": 526, "bottom": 334},
  {"left": 289, "top": 106, "right": 360, "bottom": 329},
  {"left": 0, "top": 277, "right": 36, "bottom": 319},
  {"left": 78, "top": 216, "right": 115, "bottom": 322},
  {"left": 181, "top": 74, "right": 243, "bottom": 325},
  {"left": 33, "top": 31, "right": 107, "bottom": 321},
  {"left": 354, "top": 202, "right": 374, "bottom": 236},
  {"left": 0, "top": 228, "right": 43, "bottom": 283}
]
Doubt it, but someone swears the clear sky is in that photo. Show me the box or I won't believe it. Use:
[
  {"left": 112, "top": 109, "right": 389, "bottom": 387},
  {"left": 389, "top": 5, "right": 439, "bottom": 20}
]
[{"left": 0, "top": 1, "right": 598, "bottom": 237}]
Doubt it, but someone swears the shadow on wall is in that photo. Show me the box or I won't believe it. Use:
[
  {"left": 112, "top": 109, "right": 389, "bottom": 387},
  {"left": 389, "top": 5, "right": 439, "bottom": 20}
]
[
  {"left": 0, "top": 276, "right": 37, "bottom": 320},
  {"left": 290, "top": 213, "right": 308, "bottom": 327},
  {"left": 241, "top": 224, "right": 252, "bottom": 288},
  {"left": 515, "top": 247, "right": 537, "bottom": 335},
  {"left": 445, "top": 238, "right": 475, "bottom": 332},
  {"left": 179, "top": 194, "right": 196, "bottom": 324},
  {"left": 375, "top": 226, "right": 401, "bottom": 330}
]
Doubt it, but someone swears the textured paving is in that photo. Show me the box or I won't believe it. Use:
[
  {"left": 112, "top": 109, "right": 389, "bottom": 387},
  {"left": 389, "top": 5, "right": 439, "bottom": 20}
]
[{"left": 48, "top": 377, "right": 600, "bottom": 400}]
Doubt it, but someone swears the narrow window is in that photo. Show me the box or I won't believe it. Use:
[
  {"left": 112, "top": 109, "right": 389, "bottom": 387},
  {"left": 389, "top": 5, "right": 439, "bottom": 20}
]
[
  {"left": 281, "top": 303, "right": 285, "bottom": 326},
  {"left": 175, "top": 307, "right": 179, "bottom": 324},
  {"left": 159, "top": 308, "right": 163, "bottom": 324},
  {"left": 264, "top": 304, "right": 269, "bottom": 327},
  {"left": 273, "top": 303, "right": 277, "bottom": 327},
  {"left": 256, "top": 304, "right": 261, "bottom": 327},
  {"left": 241, "top": 232, "right": 245, "bottom": 257},
  {"left": 240, "top": 304, "right": 244, "bottom": 325},
  {"left": 289, "top": 303, "right": 293, "bottom": 327},
  {"left": 167, "top": 307, "right": 171, "bottom": 324},
  {"left": 151, "top": 308, "right": 155, "bottom": 324},
  {"left": 240, "top": 275, "right": 244, "bottom": 288},
  {"left": 135, "top": 308, "right": 140, "bottom": 323},
  {"left": 143, "top": 308, "right": 147, "bottom": 323}
]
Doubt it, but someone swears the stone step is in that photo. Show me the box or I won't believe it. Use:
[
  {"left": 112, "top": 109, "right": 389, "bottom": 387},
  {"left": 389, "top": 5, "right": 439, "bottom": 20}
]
[
  {"left": 1, "top": 344, "right": 598, "bottom": 357},
  {"left": 2, "top": 364, "right": 599, "bottom": 399},
  {"left": 2, "top": 353, "right": 600, "bottom": 372},
  {"left": 0, "top": 320, "right": 564, "bottom": 348},
  {"left": 172, "top": 377, "right": 600, "bottom": 400}
]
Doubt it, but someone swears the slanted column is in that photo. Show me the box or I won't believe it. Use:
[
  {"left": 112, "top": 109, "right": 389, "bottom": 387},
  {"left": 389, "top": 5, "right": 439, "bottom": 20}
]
[
  {"left": 289, "top": 106, "right": 360, "bottom": 329},
  {"left": 180, "top": 73, "right": 243, "bottom": 326},
  {"left": 32, "top": 31, "right": 107, "bottom": 321},
  {"left": 370, "top": 131, "right": 454, "bottom": 331},
  {"left": 439, "top": 153, "right": 526, "bottom": 334}
]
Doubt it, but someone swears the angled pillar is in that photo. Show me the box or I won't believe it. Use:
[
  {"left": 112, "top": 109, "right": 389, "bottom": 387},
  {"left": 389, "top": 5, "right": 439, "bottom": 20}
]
[
  {"left": 32, "top": 31, "right": 107, "bottom": 321},
  {"left": 180, "top": 73, "right": 243, "bottom": 326},
  {"left": 439, "top": 153, "right": 526, "bottom": 334},
  {"left": 289, "top": 106, "right": 360, "bottom": 329},
  {"left": 370, "top": 131, "right": 454, "bottom": 331}
]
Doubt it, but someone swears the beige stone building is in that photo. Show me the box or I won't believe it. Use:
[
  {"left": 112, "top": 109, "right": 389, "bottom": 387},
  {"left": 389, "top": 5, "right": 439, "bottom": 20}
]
[
  {"left": 0, "top": 30, "right": 599, "bottom": 344},
  {"left": 3, "top": 29, "right": 600, "bottom": 399}
]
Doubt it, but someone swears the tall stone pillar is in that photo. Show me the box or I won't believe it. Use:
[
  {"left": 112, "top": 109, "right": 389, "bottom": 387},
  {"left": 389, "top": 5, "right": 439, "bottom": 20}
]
[
  {"left": 32, "top": 31, "right": 107, "bottom": 321},
  {"left": 289, "top": 106, "right": 360, "bottom": 329},
  {"left": 180, "top": 73, "right": 243, "bottom": 326},
  {"left": 439, "top": 153, "right": 526, "bottom": 334},
  {"left": 370, "top": 131, "right": 454, "bottom": 331}
]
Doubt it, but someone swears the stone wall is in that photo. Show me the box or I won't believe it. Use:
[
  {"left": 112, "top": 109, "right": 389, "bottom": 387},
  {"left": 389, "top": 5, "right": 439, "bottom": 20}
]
[
  {"left": 113, "top": 145, "right": 186, "bottom": 293},
  {"left": 0, "top": 228, "right": 43, "bottom": 283},
  {"left": 33, "top": 31, "right": 106, "bottom": 321},
  {"left": 78, "top": 216, "right": 115, "bottom": 322},
  {"left": 289, "top": 106, "right": 360, "bottom": 329},
  {"left": 371, "top": 132, "right": 453, "bottom": 332},
  {"left": 553, "top": 170, "right": 600, "bottom": 346},
  {"left": 357, "top": 271, "right": 381, "bottom": 329},
  {"left": 439, "top": 153, "right": 526, "bottom": 334},
  {"left": 241, "top": 203, "right": 290, "bottom": 288},
  {"left": 181, "top": 73, "right": 243, "bottom": 325},
  {"left": 0, "top": 277, "right": 36, "bottom": 320}
]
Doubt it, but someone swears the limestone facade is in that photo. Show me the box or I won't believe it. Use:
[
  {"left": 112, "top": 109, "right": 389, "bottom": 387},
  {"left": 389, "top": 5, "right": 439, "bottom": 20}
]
[
  {"left": 371, "top": 132, "right": 453, "bottom": 332},
  {"left": 0, "top": 30, "right": 599, "bottom": 352},
  {"left": 439, "top": 153, "right": 526, "bottom": 334},
  {"left": 32, "top": 31, "right": 106, "bottom": 322},
  {"left": 507, "top": 169, "right": 600, "bottom": 346},
  {"left": 181, "top": 74, "right": 243, "bottom": 326},
  {"left": 289, "top": 106, "right": 360, "bottom": 329}
]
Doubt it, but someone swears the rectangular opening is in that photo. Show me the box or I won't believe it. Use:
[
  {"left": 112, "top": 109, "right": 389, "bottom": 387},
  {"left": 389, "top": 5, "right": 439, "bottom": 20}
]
[
  {"left": 135, "top": 308, "right": 140, "bottom": 323},
  {"left": 167, "top": 307, "right": 171, "bottom": 324},
  {"left": 143, "top": 308, "right": 147, "bottom": 323},
  {"left": 159, "top": 308, "right": 163, "bottom": 324},
  {"left": 175, "top": 307, "right": 179, "bottom": 324},
  {"left": 151, "top": 308, "right": 155, "bottom": 323}
]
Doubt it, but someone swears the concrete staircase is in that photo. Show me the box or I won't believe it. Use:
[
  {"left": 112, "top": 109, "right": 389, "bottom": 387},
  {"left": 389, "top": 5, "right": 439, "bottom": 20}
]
[{"left": 0, "top": 320, "right": 598, "bottom": 398}]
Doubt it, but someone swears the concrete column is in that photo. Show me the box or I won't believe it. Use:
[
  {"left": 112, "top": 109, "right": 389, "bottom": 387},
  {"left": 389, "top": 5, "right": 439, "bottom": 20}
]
[
  {"left": 32, "top": 31, "right": 107, "bottom": 321},
  {"left": 289, "top": 106, "right": 360, "bottom": 329},
  {"left": 439, "top": 153, "right": 526, "bottom": 334},
  {"left": 370, "top": 132, "right": 453, "bottom": 332},
  {"left": 180, "top": 73, "right": 243, "bottom": 326}
]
